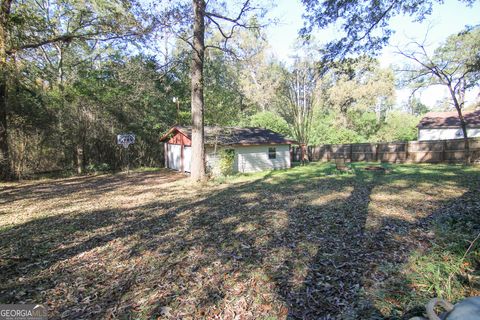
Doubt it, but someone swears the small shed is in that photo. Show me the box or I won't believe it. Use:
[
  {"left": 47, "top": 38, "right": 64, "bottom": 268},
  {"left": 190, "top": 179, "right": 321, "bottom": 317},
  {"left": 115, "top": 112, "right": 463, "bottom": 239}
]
[
  {"left": 418, "top": 110, "right": 480, "bottom": 141},
  {"left": 159, "top": 126, "right": 296, "bottom": 174}
]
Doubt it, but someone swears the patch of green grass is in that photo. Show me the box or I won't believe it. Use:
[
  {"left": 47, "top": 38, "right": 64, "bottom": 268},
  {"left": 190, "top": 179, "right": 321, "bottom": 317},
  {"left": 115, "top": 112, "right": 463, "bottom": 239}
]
[
  {"left": 214, "top": 162, "right": 479, "bottom": 189},
  {"left": 373, "top": 198, "right": 480, "bottom": 317},
  {"left": 408, "top": 251, "right": 464, "bottom": 300}
]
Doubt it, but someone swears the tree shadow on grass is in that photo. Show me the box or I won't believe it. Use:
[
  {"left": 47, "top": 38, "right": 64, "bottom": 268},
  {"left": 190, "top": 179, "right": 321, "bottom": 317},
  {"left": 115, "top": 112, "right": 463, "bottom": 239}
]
[
  {"left": 0, "top": 169, "right": 184, "bottom": 205},
  {"left": 0, "top": 164, "right": 478, "bottom": 319}
]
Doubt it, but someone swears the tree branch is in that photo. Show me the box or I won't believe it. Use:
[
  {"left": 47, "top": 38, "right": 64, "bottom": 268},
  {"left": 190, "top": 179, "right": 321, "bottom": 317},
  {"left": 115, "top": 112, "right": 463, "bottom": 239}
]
[
  {"left": 205, "top": 0, "right": 251, "bottom": 24},
  {"left": 205, "top": 44, "right": 240, "bottom": 60},
  {"left": 7, "top": 23, "right": 145, "bottom": 55},
  {"left": 354, "top": 0, "right": 399, "bottom": 44}
]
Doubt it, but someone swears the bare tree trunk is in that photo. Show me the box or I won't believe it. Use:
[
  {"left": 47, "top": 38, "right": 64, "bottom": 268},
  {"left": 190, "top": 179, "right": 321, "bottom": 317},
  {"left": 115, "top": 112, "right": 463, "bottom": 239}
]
[
  {"left": 0, "top": 71, "right": 8, "bottom": 180},
  {"left": 448, "top": 87, "right": 470, "bottom": 165},
  {"left": 190, "top": 0, "right": 206, "bottom": 181},
  {"left": 0, "top": 0, "right": 11, "bottom": 180},
  {"left": 458, "top": 111, "right": 470, "bottom": 165},
  {"left": 74, "top": 113, "right": 86, "bottom": 174},
  {"left": 75, "top": 144, "right": 84, "bottom": 174}
]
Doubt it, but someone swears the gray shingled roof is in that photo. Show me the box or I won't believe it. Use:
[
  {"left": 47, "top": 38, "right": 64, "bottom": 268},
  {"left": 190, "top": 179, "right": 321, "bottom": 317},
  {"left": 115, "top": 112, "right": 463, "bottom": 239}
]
[
  {"left": 173, "top": 126, "right": 295, "bottom": 145},
  {"left": 418, "top": 110, "right": 480, "bottom": 129}
]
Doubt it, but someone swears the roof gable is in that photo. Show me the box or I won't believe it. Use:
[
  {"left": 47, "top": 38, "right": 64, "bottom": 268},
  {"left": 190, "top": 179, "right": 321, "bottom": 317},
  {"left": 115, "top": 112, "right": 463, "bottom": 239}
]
[{"left": 418, "top": 110, "right": 480, "bottom": 129}]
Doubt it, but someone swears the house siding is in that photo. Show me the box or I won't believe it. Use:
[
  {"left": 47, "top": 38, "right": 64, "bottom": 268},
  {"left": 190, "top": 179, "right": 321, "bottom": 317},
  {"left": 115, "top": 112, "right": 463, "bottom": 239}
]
[
  {"left": 205, "top": 144, "right": 291, "bottom": 174},
  {"left": 236, "top": 145, "right": 291, "bottom": 173},
  {"left": 419, "top": 128, "right": 480, "bottom": 141},
  {"left": 205, "top": 146, "right": 222, "bottom": 176}
]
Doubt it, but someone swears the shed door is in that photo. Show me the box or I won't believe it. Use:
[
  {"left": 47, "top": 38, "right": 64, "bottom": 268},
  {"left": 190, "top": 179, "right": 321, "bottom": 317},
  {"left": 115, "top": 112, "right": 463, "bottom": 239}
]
[
  {"left": 184, "top": 146, "right": 191, "bottom": 172},
  {"left": 167, "top": 144, "right": 181, "bottom": 170}
]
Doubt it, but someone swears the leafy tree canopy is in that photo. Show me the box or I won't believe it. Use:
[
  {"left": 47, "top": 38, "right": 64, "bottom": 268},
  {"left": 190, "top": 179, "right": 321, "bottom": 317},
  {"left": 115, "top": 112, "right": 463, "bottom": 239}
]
[
  {"left": 300, "top": 0, "right": 476, "bottom": 59},
  {"left": 248, "top": 111, "right": 291, "bottom": 137},
  {"left": 373, "top": 111, "right": 419, "bottom": 142}
]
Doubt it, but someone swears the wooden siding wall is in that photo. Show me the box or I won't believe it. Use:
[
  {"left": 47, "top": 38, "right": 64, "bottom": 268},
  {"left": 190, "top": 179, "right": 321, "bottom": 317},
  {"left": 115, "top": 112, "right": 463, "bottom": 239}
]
[
  {"left": 167, "top": 132, "right": 191, "bottom": 146},
  {"left": 235, "top": 145, "right": 291, "bottom": 173},
  {"left": 206, "top": 145, "right": 291, "bottom": 174},
  {"left": 293, "top": 138, "right": 480, "bottom": 163}
]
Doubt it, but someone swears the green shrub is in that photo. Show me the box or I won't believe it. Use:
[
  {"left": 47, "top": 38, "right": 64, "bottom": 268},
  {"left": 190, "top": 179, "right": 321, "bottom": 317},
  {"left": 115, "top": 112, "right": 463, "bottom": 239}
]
[
  {"left": 249, "top": 111, "right": 291, "bottom": 137},
  {"left": 373, "top": 111, "right": 419, "bottom": 142},
  {"left": 309, "top": 112, "right": 366, "bottom": 144},
  {"left": 86, "top": 162, "right": 111, "bottom": 173},
  {"left": 218, "top": 149, "right": 235, "bottom": 176}
]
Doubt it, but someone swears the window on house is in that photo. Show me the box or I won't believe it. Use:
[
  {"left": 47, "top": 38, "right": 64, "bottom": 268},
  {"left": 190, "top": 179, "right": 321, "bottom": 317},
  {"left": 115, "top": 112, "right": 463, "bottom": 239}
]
[{"left": 268, "top": 147, "right": 276, "bottom": 159}]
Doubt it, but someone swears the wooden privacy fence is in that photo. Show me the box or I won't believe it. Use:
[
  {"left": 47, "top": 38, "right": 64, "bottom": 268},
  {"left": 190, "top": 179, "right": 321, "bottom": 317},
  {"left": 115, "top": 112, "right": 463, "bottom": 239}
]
[{"left": 293, "top": 138, "right": 480, "bottom": 163}]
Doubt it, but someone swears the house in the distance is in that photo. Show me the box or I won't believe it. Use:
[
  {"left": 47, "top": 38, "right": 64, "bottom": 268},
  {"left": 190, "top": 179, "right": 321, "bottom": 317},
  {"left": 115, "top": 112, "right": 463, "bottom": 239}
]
[
  {"left": 159, "top": 126, "right": 296, "bottom": 174},
  {"left": 417, "top": 109, "right": 480, "bottom": 141}
]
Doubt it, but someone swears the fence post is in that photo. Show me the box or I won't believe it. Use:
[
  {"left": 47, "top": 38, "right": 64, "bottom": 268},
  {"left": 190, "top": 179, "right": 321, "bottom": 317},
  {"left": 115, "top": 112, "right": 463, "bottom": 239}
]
[
  {"left": 375, "top": 143, "right": 379, "bottom": 162},
  {"left": 442, "top": 140, "right": 447, "bottom": 163},
  {"left": 350, "top": 144, "right": 353, "bottom": 162},
  {"left": 404, "top": 142, "right": 409, "bottom": 163}
]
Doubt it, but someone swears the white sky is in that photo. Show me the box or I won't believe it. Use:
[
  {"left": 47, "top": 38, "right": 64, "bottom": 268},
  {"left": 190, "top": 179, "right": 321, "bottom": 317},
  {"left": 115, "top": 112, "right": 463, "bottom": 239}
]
[{"left": 264, "top": 0, "right": 480, "bottom": 109}]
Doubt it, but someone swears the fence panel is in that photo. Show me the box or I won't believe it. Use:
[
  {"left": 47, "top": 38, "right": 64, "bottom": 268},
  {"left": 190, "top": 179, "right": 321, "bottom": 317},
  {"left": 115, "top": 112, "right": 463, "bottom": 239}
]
[
  {"left": 350, "top": 143, "right": 374, "bottom": 162},
  {"left": 299, "top": 138, "right": 480, "bottom": 164}
]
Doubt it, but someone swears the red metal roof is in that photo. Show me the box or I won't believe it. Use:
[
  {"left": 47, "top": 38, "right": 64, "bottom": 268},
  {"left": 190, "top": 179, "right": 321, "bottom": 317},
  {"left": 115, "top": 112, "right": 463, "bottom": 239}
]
[{"left": 418, "top": 109, "right": 480, "bottom": 129}]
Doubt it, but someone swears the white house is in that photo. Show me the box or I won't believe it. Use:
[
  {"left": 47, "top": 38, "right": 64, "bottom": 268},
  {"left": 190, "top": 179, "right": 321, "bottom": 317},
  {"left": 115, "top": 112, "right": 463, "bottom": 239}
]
[
  {"left": 418, "top": 110, "right": 480, "bottom": 141},
  {"left": 160, "top": 126, "right": 296, "bottom": 174}
]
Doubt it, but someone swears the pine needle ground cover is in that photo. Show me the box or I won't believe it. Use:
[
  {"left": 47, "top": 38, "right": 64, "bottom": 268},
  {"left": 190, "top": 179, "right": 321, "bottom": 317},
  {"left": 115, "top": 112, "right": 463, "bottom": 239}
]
[{"left": 0, "top": 164, "right": 479, "bottom": 319}]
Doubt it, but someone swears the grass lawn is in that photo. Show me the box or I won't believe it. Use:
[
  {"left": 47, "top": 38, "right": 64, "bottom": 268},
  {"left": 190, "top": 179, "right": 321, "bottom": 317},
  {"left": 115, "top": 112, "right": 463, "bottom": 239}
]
[{"left": 0, "top": 163, "right": 479, "bottom": 319}]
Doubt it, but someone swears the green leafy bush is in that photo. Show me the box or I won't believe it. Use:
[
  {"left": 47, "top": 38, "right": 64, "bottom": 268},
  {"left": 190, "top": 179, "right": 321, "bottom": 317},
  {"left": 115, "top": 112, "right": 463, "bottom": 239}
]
[
  {"left": 218, "top": 149, "right": 235, "bottom": 176},
  {"left": 86, "top": 163, "right": 111, "bottom": 173},
  {"left": 347, "top": 110, "right": 380, "bottom": 139},
  {"left": 374, "top": 111, "right": 419, "bottom": 142},
  {"left": 249, "top": 111, "right": 291, "bottom": 137},
  {"left": 310, "top": 113, "right": 365, "bottom": 144}
]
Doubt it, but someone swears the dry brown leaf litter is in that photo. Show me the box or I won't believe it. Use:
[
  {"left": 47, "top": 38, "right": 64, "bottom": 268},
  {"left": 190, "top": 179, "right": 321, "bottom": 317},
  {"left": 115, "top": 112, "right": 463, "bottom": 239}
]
[{"left": 0, "top": 165, "right": 479, "bottom": 319}]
